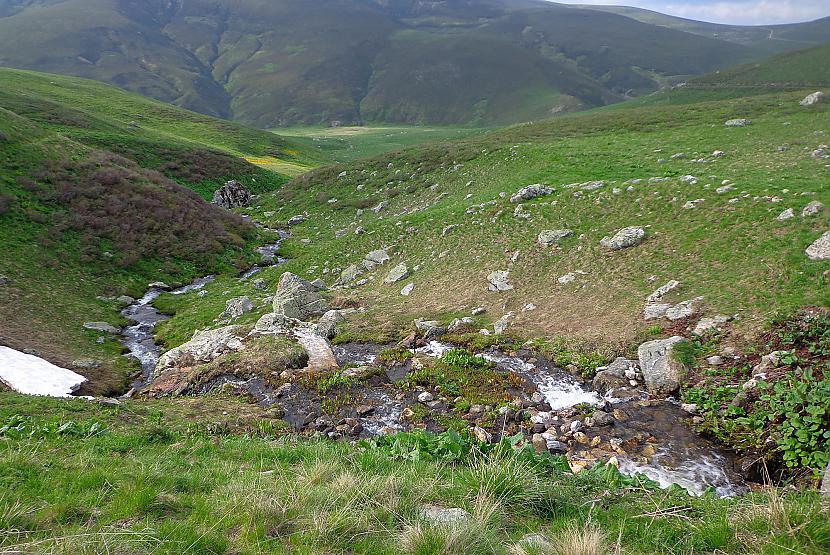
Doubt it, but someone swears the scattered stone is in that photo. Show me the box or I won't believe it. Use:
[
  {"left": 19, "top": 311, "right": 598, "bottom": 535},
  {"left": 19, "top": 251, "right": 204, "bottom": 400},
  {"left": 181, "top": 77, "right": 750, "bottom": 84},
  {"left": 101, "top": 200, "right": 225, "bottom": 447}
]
[
  {"left": 806, "top": 231, "right": 830, "bottom": 261},
  {"left": 371, "top": 201, "right": 388, "bottom": 214},
  {"left": 418, "top": 391, "right": 434, "bottom": 403},
  {"left": 472, "top": 426, "right": 492, "bottom": 443},
  {"left": 354, "top": 226, "right": 365, "bottom": 235},
  {"left": 420, "top": 505, "right": 470, "bottom": 524},
  {"left": 494, "top": 312, "right": 514, "bottom": 335},
  {"left": 338, "top": 264, "right": 363, "bottom": 285},
  {"left": 0, "top": 275, "right": 9, "bottom": 286},
  {"left": 706, "top": 355, "right": 724, "bottom": 366},
  {"left": 600, "top": 226, "right": 645, "bottom": 250},
  {"left": 415, "top": 319, "right": 446, "bottom": 339},
  {"left": 776, "top": 208, "right": 795, "bottom": 221},
  {"left": 716, "top": 185, "right": 734, "bottom": 194},
  {"left": 681, "top": 403, "right": 699, "bottom": 415},
  {"left": 487, "top": 270, "right": 513, "bottom": 291},
  {"left": 679, "top": 175, "right": 698, "bottom": 184},
  {"left": 221, "top": 297, "right": 254, "bottom": 320},
  {"left": 401, "top": 283, "right": 415, "bottom": 296},
  {"left": 212, "top": 180, "right": 251, "bottom": 209},
  {"left": 724, "top": 118, "right": 751, "bottom": 127},
  {"left": 638, "top": 336, "right": 686, "bottom": 396},
  {"left": 588, "top": 410, "right": 614, "bottom": 427},
  {"left": 558, "top": 272, "right": 576, "bottom": 284},
  {"left": 83, "top": 322, "right": 119, "bottom": 334},
  {"left": 693, "top": 315, "right": 730, "bottom": 336},
  {"left": 471, "top": 307, "right": 486, "bottom": 316},
  {"left": 365, "top": 248, "right": 391, "bottom": 265},
  {"left": 442, "top": 225, "right": 458, "bottom": 237},
  {"left": 800, "top": 91, "right": 826, "bottom": 107},
  {"left": 643, "top": 303, "right": 671, "bottom": 321},
  {"left": 384, "top": 263, "right": 409, "bottom": 284},
  {"left": 510, "top": 184, "right": 553, "bottom": 203},
  {"left": 537, "top": 229, "right": 573, "bottom": 247},
  {"left": 310, "top": 278, "right": 327, "bottom": 291},
  {"left": 683, "top": 199, "right": 705, "bottom": 209},
  {"left": 287, "top": 215, "right": 306, "bottom": 226},
  {"left": 647, "top": 280, "right": 680, "bottom": 302},
  {"left": 334, "top": 229, "right": 348, "bottom": 239},
  {"left": 802, "top": 201, "right": 825, "bottom": 218},
  {"left": 272, "top": 272, "right": 328, "bottom": 320}
]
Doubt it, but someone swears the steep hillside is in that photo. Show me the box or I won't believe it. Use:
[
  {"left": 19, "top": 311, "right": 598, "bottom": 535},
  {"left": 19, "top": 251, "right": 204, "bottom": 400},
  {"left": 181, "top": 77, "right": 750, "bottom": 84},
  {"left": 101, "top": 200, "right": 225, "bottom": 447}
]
[
  {"left": 0, "top": 69, "right": 316, "bottom": 394},
  {"left": 581, "top": 5, "right": 830, "bottom": 54},
  {"left": 0, "top": 0, "right": 771, "bottom": 126}
]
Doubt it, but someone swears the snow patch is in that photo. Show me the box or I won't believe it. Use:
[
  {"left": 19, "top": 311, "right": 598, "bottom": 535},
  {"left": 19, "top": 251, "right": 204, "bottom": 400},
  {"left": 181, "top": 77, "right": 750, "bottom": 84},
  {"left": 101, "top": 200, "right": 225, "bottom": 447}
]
[{"left": 0, "top": 346, "right": 87, "bottom": 397}]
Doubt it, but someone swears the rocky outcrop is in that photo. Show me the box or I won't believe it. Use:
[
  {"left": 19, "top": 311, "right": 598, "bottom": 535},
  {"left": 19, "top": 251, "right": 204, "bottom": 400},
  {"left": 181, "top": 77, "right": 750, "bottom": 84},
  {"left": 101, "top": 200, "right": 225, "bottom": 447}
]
[
  {"left": 212, "top": 180, "right": 251, "bottom": 209},
  {"left": 806, "top": 231, "right": 830, "bottom": 261},
  {"left": 384, "top": 263, "right": 409, "bottom": 284},
  {"left": 273, "top": 272, "right": 328, "bottom": 320},
  {"left": 510, "top": 184, "right": 553, "bottom": 203},
  {"left": 601, "top": 227, "right": 645, "bottom": 250},
  {"left": 638, "top": 336, "right": 686, "bottom": 396},
  {"left": 154, "top": 326, "right": 245, "bottom": 378}
]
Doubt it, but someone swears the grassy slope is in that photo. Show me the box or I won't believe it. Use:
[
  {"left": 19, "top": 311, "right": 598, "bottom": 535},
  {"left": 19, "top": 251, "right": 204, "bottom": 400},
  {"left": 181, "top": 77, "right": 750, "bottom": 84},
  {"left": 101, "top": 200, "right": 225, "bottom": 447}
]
[
  {"left": 0, "top": 69, "right": 318, "bottom": 394},
  {"left": 156, "top": 90, "right": 829, "bottom": 353},
  {"left": 1, "top": 391, "right": 828, "bottom": 554}
]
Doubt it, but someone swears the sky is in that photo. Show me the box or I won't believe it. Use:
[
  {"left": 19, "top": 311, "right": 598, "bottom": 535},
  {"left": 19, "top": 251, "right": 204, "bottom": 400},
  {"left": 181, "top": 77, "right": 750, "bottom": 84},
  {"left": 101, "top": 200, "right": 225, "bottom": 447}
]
[{"left": 559, "top": 1, "right": 830, "bottom": 25}]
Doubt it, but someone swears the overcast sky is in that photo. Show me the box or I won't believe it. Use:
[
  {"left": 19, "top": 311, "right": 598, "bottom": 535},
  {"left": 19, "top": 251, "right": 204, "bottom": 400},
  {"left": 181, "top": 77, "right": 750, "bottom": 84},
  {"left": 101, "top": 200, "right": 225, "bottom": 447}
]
[{"left": 560, "top": 1, "right": 830, "bottom": 25}]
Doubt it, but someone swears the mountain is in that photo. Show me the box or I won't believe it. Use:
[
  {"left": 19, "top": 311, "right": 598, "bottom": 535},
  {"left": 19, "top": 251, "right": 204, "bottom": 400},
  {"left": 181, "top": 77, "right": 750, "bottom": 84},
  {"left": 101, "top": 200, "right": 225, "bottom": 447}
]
[
  {"left": 0, "top": 68, "right": 317, "bottom": 393},
  {"left": 0, "top": 0, "right": 780, "bottom": 127},
  {"left": 580, "top": 5, "right": 830, "bottom": 54}
]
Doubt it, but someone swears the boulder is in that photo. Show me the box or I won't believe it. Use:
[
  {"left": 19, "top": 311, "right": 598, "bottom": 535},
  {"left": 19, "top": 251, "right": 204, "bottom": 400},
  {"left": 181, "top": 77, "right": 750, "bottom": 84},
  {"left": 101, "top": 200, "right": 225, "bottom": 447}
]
[
  {"left": 212, "top": 180, "right": 251, "bottom": 209},
  {"left": 384, "top": 263, "right": 409, "bottom": 284},
  {"left": 510, "top": 184, "right": 553, "bottom": 203},
  {"left": 254, "top": 312, "right": 293, "bottom": 334},
  {"left": 221, "top": 296, "right": 254, "bottom": 320},
  {"left": 316, "top": 310, "right": 346, "bottom": 339},
  {"left": 800, "top": 92, "right": 826, "bottom": 107},
  {"left": 83, "top": 322, "right": 120, "bottom": 334},
  {"left": 802, "top": 201, "right": 825, "bottom": 218},
  {"left": 365, "top": 248, "right": 391, "bottom": 265},
  {"left": 487, "top": 270, "right": 513, "bottom": 291},
  {"left": 287, "top": 215, "right": 306, "bottom": 226},
  {"left": 806, "top": 231, "right": 830, "bottom": 261},
  {"left": 537, "top": 229, "right": 573, "bottom": 247},
  {"left": 637, "top": 336, "right": 687, "bottom": 396},
  {"left": 724, "top": 119, "right": 751, "bottom": 127},
  {"left": 155, "top": 326, "right": 245, "bottom": 378},
  {"left": 600, "top": 226, "right": 645, "bottom": 250},
  {"left": 643, "top": 303, "right": 670, "bottom": 321},
  {"left": 272, "top": 272, "right": 328, "bottom": 320}
]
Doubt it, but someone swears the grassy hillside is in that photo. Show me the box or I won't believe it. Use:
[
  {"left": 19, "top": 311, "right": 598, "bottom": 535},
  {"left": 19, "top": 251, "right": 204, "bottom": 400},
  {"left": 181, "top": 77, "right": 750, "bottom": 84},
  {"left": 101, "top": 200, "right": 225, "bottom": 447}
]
[
  {"left": 154, "top": 90, "right": 829, "bottom": 354},
  {"left": 0, "top": 0, "right": 774, "bottom": 126},
  {"left": 1, "top": 391, "right": 828, "bottom": 554},
  {"left": 0, "top": 68, "right": 317, "bottom": 394}
]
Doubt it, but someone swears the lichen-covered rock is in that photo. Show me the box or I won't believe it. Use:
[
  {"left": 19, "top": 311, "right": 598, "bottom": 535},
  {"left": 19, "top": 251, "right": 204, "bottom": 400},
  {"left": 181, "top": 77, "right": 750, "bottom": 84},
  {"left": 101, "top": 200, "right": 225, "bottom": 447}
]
[
  {"left": 220, "top": 296, "right": 253, "bottom": 319},
  {"left": 800, "top": 91, "right": 826, "bottom": 107},
  {"left": 316, "top": 310, "right": 346, "bottom": 339},
  {"left": 806, "top": 231, "right": 830, "bottom": 261},
  {"left": 384, "top": 263, "right": 409, "bottom": 284},
  {"left": 212, "top": 180, "right": 251, "bottom": 208},
  {"left": 537, "top": 229, "right": 572, "bottom": 247},
  {"left": 510, "top": 184, "right": 553, "bottom": 203},
  {"left": 638, "top": 336, "right": 686, "bottom": 396},
  {"left": 802, "top": 201, "right": 825, "bottom": 218},
  {"left": 155, "top": 326, "right": 245, "bottom": 378},
  {"left": 365, "top": 248, "right": 391, "bottom": 265},
  {"left": 487, "top": 270, "right": 513, "bottom": 291},
  {"left": 724, "top": 118, "right": 751, "bottom": 127},
  {"left": 254, "top": 312, "right": 293, "bottom": 334},
  {"left": 272, "top": 272, "right": 328, "bottom": 320},
  {"left": 600, "top": 227, "right": 645, "bottom": 250}
]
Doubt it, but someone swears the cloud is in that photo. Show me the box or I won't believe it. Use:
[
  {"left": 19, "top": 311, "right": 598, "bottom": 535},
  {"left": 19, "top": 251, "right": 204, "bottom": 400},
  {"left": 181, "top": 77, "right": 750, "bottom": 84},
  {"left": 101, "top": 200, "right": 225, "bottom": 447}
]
[{"left": 560, "top": 0, "right": 830, "bottom": 25}]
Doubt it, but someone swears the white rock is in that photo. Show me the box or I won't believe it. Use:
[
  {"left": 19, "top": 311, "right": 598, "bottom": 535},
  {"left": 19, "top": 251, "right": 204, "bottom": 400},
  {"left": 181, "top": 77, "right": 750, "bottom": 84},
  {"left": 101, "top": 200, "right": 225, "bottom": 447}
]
[
  {"left": 800, "top": 91, "right": 826, "bottom": 107},
  {"left": 600, "top": 226, "right": 646, "bottom": 250},
  {"left": 487, "top": 270, "right": 513, "bottom": 291},
  {"left": 647, "top": 280, "right": 680, "bottom": 302},
  {"left": 776, "top": 208, "right": 795, "bottom": 221},
  {"left": 400, "top": 283, "right": 415, "bottom": 296},
  {"left": 806, "top": 231, "right": 830, "bottom": 260},
  {"left": 802, "top": 201, "right": 824, "bottom": 217}
]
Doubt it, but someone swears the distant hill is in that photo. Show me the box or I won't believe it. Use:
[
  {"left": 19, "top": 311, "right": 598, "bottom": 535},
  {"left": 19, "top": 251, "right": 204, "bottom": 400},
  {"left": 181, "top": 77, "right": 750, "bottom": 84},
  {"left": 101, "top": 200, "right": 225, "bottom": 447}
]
[
  {"left": 580, "top": 5, "right": 830, "bottom": 54},
  {"left": 0, "top": 0, "right": 787, "bottom": 127}
]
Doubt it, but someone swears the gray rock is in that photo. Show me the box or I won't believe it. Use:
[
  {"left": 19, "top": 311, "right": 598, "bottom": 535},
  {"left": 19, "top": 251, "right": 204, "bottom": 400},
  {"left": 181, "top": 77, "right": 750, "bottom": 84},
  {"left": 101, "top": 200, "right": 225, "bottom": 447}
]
[
  {"left": 155, "top": 326, "right": 245, "bottom": 378},
  {"left": 418, "top": 391, "right": 434, "bottom": 403},
  {"left": 221, "top": 296, "right": 254, "bottom": 319},
  {"left": 334, "top": 229, "right": 348, "bottom": 239},
  {"left": 647, "top": 280, "right": 680, "bottom": 302},
  {"left": 442, "top": 224, "right": 458, "bottom": 237},
  {"left": 339, "top": 264, "right": 363, "bottom": 285},
  {"left": 287, "top": 215, "right": 306, "bottom": 226},
  {"left": 510, "top": 184, "right": 553, "bottom": 203},
  {"left": 693, "top": 315, "right": 730, "bottom": 336},
  {"left": 821, "top": 461, "right": 830, "bottom": 496},
  {"left": 665, "top": 297, "right": 703, "bottom": 321},
  {"left": 365, "top": 248, "right": 391, "bottom": 265},
  {"left": 802, "top": 201, "right": 825, "bottom": 218},
  {"left": 800, "top": 91, "right": 826, "bottom": 107},
  {"left": 0, "top": 275, "right": 9, "bottom": 286},
  {"left": 644, "top": 303, "right": 671, "bottom": 321},
  {"left": 272, "top": 272, "right": 328, "bottom": 321},
  {"left": 638, "top": 336, "right": 686, "bottom": 396},
  {"left": 487, "top": 270, "right": 513, "bottom": 291},
  {"left": 600, "top": 226, "right": 645, "bottom": 250},
  {"left": 252, "top": 278, "right": 268, "bottom": 291},
  {"left": 400, "top": 283, "right": 415, "bottom": 296},
  {"left": 420, "top": 505, "right": 470, "bottom": 524},
  {"left": 371, "top": 201, "right": 388, "bottom": 214},
  {"left": 83, "top": 322, "right": 120, "bottom": 334},
  {"left": 415, "top": 319, "right": 446, "bottom": 339},
  {"left": 724, "top": 118, "right": 751, "bottom": 127},
  {"left": 316, "top": 310, "right": 346, "bottom": 339},
  {"left": 493, "top": 312, "right": 513, "bottom": 335},
  {"left": 384, "top": 263, "right": 409, "bottom": 284},
  {"left": 537, "top": 229, "right": 573, "bottom": 247},
  {"left": 116, "top": 295, "right": 135, "bottom": 305},
  {"left": 806, "top": 231, "right": 830, "bottom": 261},
  {"left": 310, "top": 278, "right": 328, "bottom": 291},
  {"left": 776, "top": 208, "right": 795, "bottom": 221},
  {"left": 212, "top": 180, "right": 251, "bottom": 209},
  {"left": 71, "top": 359, "right": 101, "bottom": 370},
  {"left": 588, "top": 410, "right": 615, "bottom": 427},
  {"left": 254, "top": 312, "right": 293, "bottom": 334}
]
